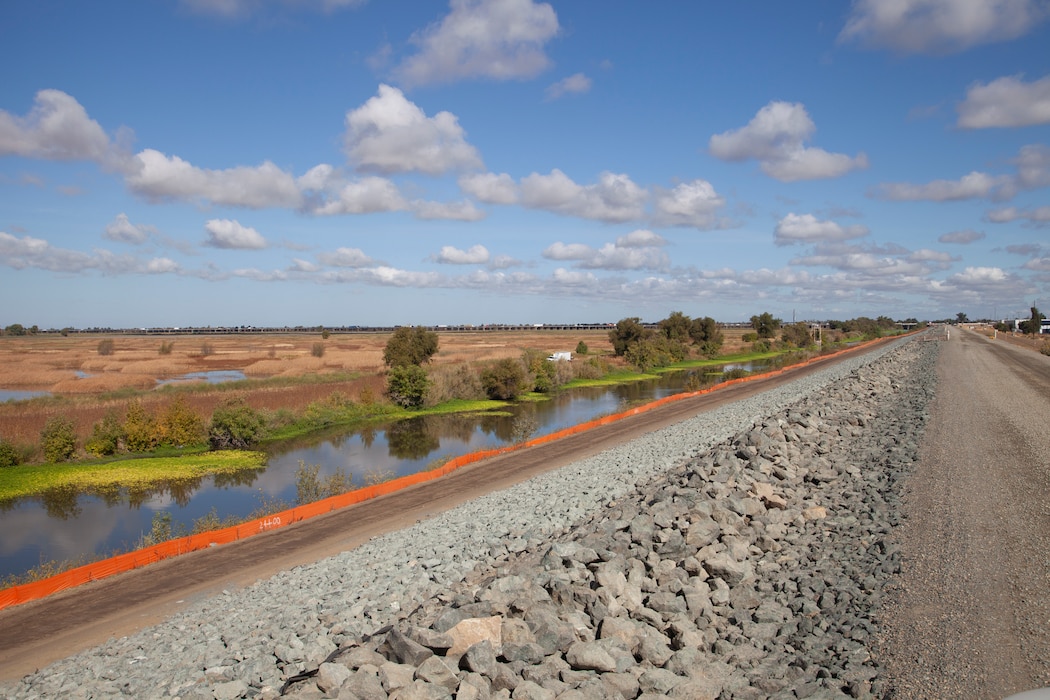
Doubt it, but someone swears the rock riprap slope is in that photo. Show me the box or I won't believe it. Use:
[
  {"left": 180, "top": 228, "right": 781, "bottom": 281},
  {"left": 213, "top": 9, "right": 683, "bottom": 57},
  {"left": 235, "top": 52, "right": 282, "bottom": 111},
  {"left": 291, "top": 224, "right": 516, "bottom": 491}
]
[{"left": 2, "top": 338, "right": 934, "bottom": 699}]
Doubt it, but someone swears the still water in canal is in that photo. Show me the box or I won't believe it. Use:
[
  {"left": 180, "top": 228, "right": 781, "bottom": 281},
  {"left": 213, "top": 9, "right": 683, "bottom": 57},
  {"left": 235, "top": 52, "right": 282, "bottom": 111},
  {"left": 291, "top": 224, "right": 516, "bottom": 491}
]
[{"left": 0, "top": 362, "right": 764, "bottom": 580}]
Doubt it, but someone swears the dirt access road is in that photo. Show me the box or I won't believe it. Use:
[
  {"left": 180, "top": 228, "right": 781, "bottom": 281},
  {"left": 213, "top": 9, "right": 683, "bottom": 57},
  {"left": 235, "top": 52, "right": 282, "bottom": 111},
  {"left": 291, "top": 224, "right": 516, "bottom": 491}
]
[
  {"left": 878, "top": 327, "right": 1050, "bottom": 698},
  {"left": 0, "top": 345, "right": 877, "bottom": 681}
]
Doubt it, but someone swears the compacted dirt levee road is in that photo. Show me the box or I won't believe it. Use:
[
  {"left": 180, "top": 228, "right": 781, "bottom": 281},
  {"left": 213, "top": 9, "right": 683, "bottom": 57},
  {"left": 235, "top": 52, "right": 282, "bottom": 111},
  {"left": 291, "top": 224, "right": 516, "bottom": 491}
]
[{"left": 0, "top": 344, "right": 886, "bottom": 680}]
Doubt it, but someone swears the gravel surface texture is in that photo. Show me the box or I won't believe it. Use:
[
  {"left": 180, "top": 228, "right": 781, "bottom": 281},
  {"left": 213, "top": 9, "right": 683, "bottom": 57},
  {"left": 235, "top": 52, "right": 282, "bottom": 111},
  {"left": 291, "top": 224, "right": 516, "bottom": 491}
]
[{"left": 2, "top": 337, "right": 937, "bottom": 699}]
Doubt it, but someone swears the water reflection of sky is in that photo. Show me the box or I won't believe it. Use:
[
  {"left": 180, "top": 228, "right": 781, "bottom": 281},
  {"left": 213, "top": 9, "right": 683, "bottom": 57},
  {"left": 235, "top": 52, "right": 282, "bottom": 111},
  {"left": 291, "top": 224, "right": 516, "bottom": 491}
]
[
  {"left": 156, "top": 370, "right": 246, "bottom": 386},
  {"left": 0, "top": 362, "right": 763, "bottom": 581},
  {"left": 0, "top": 389, "right": 51, "bottom": 402}
]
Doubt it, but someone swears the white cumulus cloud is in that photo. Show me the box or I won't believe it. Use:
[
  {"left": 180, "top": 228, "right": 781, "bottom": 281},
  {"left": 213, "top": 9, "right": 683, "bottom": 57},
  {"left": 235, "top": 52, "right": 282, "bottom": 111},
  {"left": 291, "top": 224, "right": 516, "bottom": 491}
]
[
  {"left": 432, "top": 244, "right": 490, "bottom": 264},
  {"left": 774, "top": 213, "right": 870, "bottom": 246},
  {"left": 127, "top": 149, "right": 302, "bottom": 208},
  {"left": 459, "top": 172, "right": 519, "bottom": 204},
  {"left": 309, "top": 176, "right": 408, "bottom": 216},
  {"left": 412, "top": 199, "right": 486, "bottom": 221},
  {"left": 344, "top": 84, "right": 482, "bottom": 176},
  {"left": 709, "top": 102, "right": 867, "bottom": 182},
  {"left": 394, "top": 0, "right": 559, "bottom": 88},
  {"left": 317, "top": 247, "right": 375, "bottom": 268},
  {"left": 958, "top": 74, "right": 1050, "bottom": 128},
  {"left": 203, "top": 219, "right": 268, "bottom": 249},
  {"left": 104, "top": 213, "right": 154, "bottom": 245},
  {"left": 839, "top": 0, "right": 1047, "bottom": 54},
  {"left": 521, "top": 169, "right": 646, "bottom": 223},
  {"left": 652, "top": 180, "right": 730, "bottom": 228},
  {"left": 616, "top": 229, "right": 666, "bottom": 248},
  {"left": 0, "top": 89, "right": 130, "bottom": 169}
]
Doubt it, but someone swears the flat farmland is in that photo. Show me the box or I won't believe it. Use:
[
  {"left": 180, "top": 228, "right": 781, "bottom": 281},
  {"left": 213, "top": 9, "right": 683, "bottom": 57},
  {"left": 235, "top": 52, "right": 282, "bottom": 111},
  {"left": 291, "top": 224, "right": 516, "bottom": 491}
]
[{"left": 0, "top": 329, "right": 751, "bottom": 448}]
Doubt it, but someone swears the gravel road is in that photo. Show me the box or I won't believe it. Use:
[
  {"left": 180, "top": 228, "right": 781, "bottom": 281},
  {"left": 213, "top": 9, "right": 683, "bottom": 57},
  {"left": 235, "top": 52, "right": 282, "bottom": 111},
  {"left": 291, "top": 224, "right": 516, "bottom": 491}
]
[
  {"left": 2, "top": 329, "right": 1047, "bottom": 699},
  {"left": 876, "top": 328, "right": 1050, "bottom": 698}
]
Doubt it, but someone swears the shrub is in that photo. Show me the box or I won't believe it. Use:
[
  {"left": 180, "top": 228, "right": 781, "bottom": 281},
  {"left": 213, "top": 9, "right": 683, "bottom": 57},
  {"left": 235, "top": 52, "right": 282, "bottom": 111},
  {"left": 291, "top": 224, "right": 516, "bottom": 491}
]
[
  {"left": 97, "top": 339, "right": 115, "bottom": 356},
  {"left": 158, "top": 341, "right": 174, "bottom": 355},
  {"left": 386, "top": 365, "right": 431, "bottom": 408},
  {"left": 1041, "top": 341, "right": 1050, "bottom": 357},
  {"left": 85, "top": 411, "right": 125, "bottom": 456},
  {"left": 481, "top": 358, "right": 526, "bottom": 400},
  {"left": 200, "top": 342, "right": 214, "bottom": 357},
  {"left": 781, "top": 322, "right": 814, "bottom": 348},
  {"left": 426, "top": 363, "right": 483, "bottom": 405},
  {"left": 41, "top": 416, "right": 77, "bottom": 463},
  {"left": 123, "top": 399, "right": 159, "bottom": 453},
  {"left": 159, "top": 396, "right": 206, "bottom": 448},
  {"left": 575, "top": 340, "right": 588, "bottom": 355},
  {"left": 0, "top": 438, "right": 21, "bottom": 468},
  {"left": 209, "top": 398, "right": 267, "bottom": 449},
  {"left": 311, "top": 342, "right": 325, "bottom": 358},
  {"left": 295, "top": 460, "right": 352, "bottom": 505}
]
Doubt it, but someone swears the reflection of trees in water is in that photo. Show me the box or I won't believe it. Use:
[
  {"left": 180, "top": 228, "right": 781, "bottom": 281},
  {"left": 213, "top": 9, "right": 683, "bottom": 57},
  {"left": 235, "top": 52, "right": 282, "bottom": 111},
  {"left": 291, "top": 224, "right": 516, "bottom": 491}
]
[
  {"left": 386, "top": 418, "right": 440, "bottom": 460},
  {"left": 433, "top": 414, "right": 482, "bottom": 442},
  {"left": 40, "top": 486, "right": 81, "bottom": 519},
  {"left": 213, "top": 466, "right": 265, "bottom": 489},
  {"left": 359, "top": 426, "right": 376, "bottom": 449},
  {"left": 476, "top": 412, "right": 514, "bottom": 441},
  {"left": 125, "top": 478, "right": 203, "bottom": 509}
]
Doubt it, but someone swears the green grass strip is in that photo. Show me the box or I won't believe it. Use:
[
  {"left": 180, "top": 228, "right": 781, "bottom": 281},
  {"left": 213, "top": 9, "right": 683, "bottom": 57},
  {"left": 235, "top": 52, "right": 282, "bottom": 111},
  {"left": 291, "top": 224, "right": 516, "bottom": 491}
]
[{"left": 0, "top": 450, "right": 266, "bottom": 502}]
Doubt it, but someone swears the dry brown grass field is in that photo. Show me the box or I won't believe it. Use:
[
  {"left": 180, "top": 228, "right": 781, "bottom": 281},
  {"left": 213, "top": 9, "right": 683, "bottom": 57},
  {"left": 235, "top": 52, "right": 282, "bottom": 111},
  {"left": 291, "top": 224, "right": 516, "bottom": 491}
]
[{"left": 0, "top": 329, "right": 750, "bottom": 449}]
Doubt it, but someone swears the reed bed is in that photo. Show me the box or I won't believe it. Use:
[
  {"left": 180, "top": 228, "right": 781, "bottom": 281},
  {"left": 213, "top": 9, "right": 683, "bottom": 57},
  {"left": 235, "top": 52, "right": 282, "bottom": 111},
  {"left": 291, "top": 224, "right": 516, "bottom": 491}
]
[{"left": 0, "top": 329, "right": 744, "bottom": 454}]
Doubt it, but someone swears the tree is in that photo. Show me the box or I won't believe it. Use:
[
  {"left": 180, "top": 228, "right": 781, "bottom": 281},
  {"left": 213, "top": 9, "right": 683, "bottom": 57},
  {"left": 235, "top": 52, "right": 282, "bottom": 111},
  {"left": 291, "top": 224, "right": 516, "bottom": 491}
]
[
  {"left": 575, "top": 340, "right": 588, "bottom": 355},
  {"left": 956, "top": 312, "right": 969, "bottom": 324},
  {"left": 383, "top": 326, "right": 439, "bottom": 367},
  {"left": 385, "top": 365, "right": 431, "bottom": 408},
  {"left": 689, "top": 316, "right": 723, "bottom": 355},
  {"left": 658, "top": 311, "right": 692, "bottom": 343},
  {"left": 608, "top": 317, "right": 650, "bottom": 356},
  {"left": 481, "top": 358, "right": 527, "bottom": 400},
  {"left": 1021, "top": 307, "right": 1045, "bottom": 335},
  {"left": 3, "top": 324, "right": 26, "bottom": 336},
  {"left": 781, "top": 322, "right": 813, "bottom": 348},
  {"left": 41, "top": 416, "right": 77, "bottom": 463},
  {"left": 750, "top": 312, "right": 782, "bottom": 339},
  {"left": 209, "top": 398, "right": 267, "bottom": 449}
]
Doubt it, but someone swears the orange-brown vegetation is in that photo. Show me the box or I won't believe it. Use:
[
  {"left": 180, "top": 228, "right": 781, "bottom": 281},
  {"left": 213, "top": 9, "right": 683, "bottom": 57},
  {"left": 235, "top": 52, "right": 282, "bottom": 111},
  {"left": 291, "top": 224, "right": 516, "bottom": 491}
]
[{"left": 0, "top": 329, "right": 751, "bottom": 450}]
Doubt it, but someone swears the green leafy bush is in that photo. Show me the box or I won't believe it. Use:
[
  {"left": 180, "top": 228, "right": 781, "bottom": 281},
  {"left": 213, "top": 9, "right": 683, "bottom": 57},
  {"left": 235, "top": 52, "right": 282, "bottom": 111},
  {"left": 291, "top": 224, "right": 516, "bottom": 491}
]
[
  {"left": 0, "top": 438, "right": 21, "bottom": 468},
  {"left": 41, "top": 416, "right": 77, "bottom": 463},
  {"left": 209, "top": 398, "right": 267, "bottom": 449},
  {"left": 85, "top": 411, "right": 125, "bottom": 456},
  {"left": 481, "top": 358, "right": 526, "bottom": 400},
  {"left": 123, "top": 399, "right": 159, "bottom": 452},
  {"left": 159, "top": 396, "right": 206, "bottom": 448},
  {"left": 386, "top": 365, "right": 431, "bottom": 408}
]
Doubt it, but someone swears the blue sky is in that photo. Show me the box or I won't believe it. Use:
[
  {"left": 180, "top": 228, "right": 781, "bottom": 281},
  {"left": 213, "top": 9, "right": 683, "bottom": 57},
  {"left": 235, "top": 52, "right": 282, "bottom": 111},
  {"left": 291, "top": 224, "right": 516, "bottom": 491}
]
[{"left": 1, "top": 0, "right": 1049, "bottom": 329}]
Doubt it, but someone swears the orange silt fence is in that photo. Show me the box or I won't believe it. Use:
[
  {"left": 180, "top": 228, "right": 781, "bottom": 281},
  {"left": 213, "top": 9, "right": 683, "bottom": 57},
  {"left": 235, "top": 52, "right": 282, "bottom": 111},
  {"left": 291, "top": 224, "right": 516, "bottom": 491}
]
[{"left": 0, "top": 332, "right": 909, "bottom": 611}]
